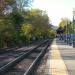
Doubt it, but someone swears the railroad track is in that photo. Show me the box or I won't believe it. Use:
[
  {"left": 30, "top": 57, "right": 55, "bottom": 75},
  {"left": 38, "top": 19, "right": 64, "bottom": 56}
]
[
  {"left": 0, "top": 39, "right": 45, "bottom": 55},
  {"left": 0, "top": 47, "right": 18, "bottom": 54},
  {"left": 0, "top": 39, "right": 51, "bottom": 75},
  {"left": 0, "top": 40, "right": 43, "bottom": 68}
]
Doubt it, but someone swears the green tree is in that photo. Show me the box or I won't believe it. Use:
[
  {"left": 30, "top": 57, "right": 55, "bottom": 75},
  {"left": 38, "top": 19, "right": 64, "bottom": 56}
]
[
  {"left": 21, "top": 23, "right": 34, "bottom": 43},
  {"left": 22, "top": 9, "right": 55, "bottom": 39},
  {"left": 59, "top": 18, "right": 71, "bottom": 33},
  {"left": 0, "top": 15, "right": 16, "bottom": 48}
]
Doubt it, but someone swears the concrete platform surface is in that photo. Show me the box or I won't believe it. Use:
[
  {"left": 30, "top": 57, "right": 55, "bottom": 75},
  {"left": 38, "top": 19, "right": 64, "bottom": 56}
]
[{"left": 44, "top": 38, "right": 75, "bottom": 75}]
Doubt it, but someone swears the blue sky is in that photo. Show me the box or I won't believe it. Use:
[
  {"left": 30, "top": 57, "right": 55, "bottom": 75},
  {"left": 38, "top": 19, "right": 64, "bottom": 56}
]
[{"left": 32, "top": 0, "right": 75, "bottom": 26}]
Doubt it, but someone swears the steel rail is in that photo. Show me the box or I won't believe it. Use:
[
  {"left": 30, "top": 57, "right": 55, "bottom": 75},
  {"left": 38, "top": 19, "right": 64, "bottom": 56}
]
[
  {"left": 24, "top": 42, "right": 50, "bottom": 75},
  {"left": 0, "top": 39, "right": 49, "bottom": 75}
]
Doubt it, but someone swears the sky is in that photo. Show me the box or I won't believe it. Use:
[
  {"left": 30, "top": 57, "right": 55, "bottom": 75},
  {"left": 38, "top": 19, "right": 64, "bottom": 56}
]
[{"left": 32, "top": 0, "right": 75, "bottom": 26}]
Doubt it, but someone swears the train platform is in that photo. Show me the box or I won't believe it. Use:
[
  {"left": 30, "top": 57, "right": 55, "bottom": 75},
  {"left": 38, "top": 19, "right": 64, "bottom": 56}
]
[{"left": 44, "top": 38, "right": 75, "bottom": 75}]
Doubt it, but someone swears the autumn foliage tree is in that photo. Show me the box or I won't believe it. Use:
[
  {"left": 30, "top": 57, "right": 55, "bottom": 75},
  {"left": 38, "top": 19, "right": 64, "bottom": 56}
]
[
  {"left": 0, "top": 1, "right": 55, "bottom": 48},
  {"left": 21, "top": 9, "right": 55, "bottom": 41}
]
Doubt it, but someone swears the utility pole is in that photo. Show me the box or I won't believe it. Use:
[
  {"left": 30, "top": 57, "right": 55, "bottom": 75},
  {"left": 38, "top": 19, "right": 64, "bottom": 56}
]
[{"left": 73, "top": 8, "right": 75, "bottom": 47}]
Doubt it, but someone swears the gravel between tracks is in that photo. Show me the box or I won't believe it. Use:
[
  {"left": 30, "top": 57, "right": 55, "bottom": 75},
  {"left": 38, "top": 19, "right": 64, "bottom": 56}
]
[{"left": 36, "top": 50, "right": 49, "bottom": 75}]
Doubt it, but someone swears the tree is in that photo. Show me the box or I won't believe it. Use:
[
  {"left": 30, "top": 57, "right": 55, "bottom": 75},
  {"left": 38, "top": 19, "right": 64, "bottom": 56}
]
[
  {"left": 57, "top": 18, "right": 72, "bottom": 40},
  {"left": 0, "top": 15, "right": 16, "bottom": 47},
  {"left": 10, "top": 12, "right": 24, "bottom": 29},
  {"left": 0, "top": 0, "right": 33, "bottom": 15},
  {"left": 21, "top": 23, "right": 34, "bottom": 43},
  {"left": 16, "top": 0, "right": 33, "bottom": 12},
  {"left": 22, "top": 9, "right": 55, "bottom": 39},
  {"left": 0, "top": 0, "right": 15, "bottom": 13},
  {"left": 59, "top": 18, "right": 71, "bottom": 32}
]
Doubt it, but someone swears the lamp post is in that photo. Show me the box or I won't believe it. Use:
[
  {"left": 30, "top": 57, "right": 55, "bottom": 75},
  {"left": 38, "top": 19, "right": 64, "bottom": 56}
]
[
  {"left": 65, "top": 21, "right": 68, "bottom": 43},
  {"left": 66, "top": 21, "right": 68, "bottom": 44},
  {"left": 67, "top": 21, "right": 71, "bottom": 44},
  {"left": 69, "top": 22, "right": 72, "bottom": 45},
  {"left": 73, "top": 8, "right": 75, "bottom": 47}
]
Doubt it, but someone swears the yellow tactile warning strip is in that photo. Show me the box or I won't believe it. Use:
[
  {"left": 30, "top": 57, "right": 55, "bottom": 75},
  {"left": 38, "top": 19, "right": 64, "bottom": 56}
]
[{"left": 44, "top": 39, "right": 69, "bottom": 75}]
